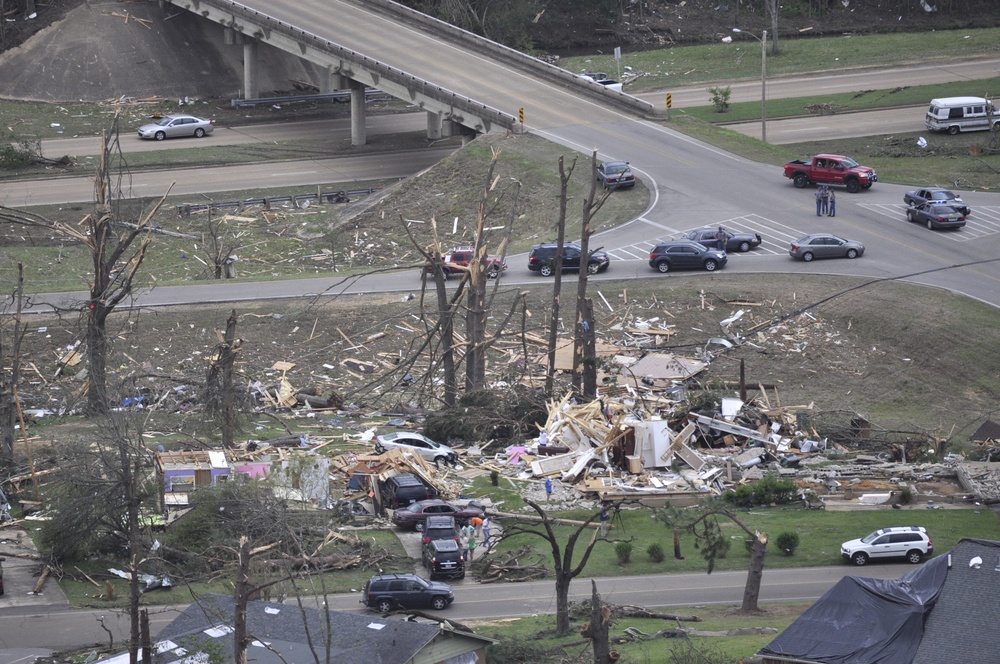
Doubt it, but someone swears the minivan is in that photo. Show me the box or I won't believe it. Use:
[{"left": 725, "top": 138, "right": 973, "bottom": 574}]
[
  {"left": 925, "top": 96, "right": 999, "bottom": 134},
  {"left": 380, "top": 473, "right": 437, "bottom": 510}
]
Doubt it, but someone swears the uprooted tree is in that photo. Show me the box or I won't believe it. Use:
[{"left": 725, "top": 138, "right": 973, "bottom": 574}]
[
  {"left": 657, "top": 500, "right": 768, "bottom": 612},
  {"left": 0, "top": 113, "right": 171, "bottom": 415},
  {"left": 499, "top": 498, "right": 632, "bottom": 635}
]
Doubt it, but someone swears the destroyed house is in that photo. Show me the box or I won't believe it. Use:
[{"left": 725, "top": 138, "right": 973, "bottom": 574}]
[{"left": 156, "top": 450, "right": 232, "bottom": 507}]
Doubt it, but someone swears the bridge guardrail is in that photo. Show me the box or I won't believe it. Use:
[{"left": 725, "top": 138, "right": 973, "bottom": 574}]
[{"left": 354, "top": 0, "right": 660, "bottom": 120}]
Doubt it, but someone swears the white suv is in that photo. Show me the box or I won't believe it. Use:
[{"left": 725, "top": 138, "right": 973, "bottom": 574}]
[{"left": 841, "top": 526, "right": 933, "bottom": 566}]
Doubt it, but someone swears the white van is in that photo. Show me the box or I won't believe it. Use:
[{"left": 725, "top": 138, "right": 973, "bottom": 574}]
[{"left": 925, "top": 96, "right": 999, "bottom": 134}]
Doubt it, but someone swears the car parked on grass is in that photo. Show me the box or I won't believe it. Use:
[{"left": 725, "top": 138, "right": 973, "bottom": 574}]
[
  {"left": 906, "top": 202, "right": 966, "bottom": 231},
  {"left": 421, "top": 538, "right": 466, "bottom": 580},
  {"left": 137, "top": 114, "right": 215, "bottom": 140},
  {"left": 528, "top": 242, "right": 611, "bottom": 276},
  {"left": 648, "top": 241, "right": 727, "bottom": 273},
  {"left": 679, "top": 226, "right": 763, "bottom": 253},
  {"left": 789, "top": 233, "right": 864, "bottom": 262},
  {"left": 375, "top": 432, "right": 458, "bottom": 466},
  {"left": 903, "top": 188, "right": 971, "bottom": 217},
  {"left": 841, "top": 526, "right": 933, "bottom": 566},
  {"left": 391, "top": 499, "right": 485, "bottom": 530},
  {"left": 361, "top": 573, "right": 455, "bottom": 612},
  {"left": 596, "top": 160, "right": 636, "bottom": 189}
]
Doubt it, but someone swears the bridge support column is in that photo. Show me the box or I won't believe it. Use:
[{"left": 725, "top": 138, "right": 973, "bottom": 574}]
[
  {"left": 350, "top": 80, "right": 367, "bottom": 146},
  {"left": 243, "top": 40, "right": 260, "bottom": 100},
  {"left": 426, "top": 112, "right": 443, "bottom": 139},
  {"left": 321, "top": 70, "right": 349, "bottom": 94}
]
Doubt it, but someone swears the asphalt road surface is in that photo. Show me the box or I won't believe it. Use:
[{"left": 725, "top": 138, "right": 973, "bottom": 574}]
[{"left": 0, "top": 561, "right": 911, "bottom": 657}]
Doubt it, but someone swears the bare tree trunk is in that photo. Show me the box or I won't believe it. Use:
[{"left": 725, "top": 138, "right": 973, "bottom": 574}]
[
  {"left": 767, "top": 0, "right": 780, "bottom": 55},
  {"left": 573, "top": 152, "right": 601, "bottom": 397},
  {"left": 588, "top": 580, "right": 613, "bottom": 664},
  {"left": 545, "top": 156, "right": 573, "bottom": 394},
  {"left": 86, "top": 303, "right": 111, "bottom": 414},
  {"left": 742, "top": 532, "right": 768, "bottom": 612},
  {"left": 0, "top": 264, "right": 26, "bottom": 469},
  {"left": 234, "top": 536, "right": 251, "bottom": 664},
  {"left": 431, "top": 241, "right": 458, "bottom": 406},
  {"left": 221, "top": 310, "right": 239, "bottom": 449}
]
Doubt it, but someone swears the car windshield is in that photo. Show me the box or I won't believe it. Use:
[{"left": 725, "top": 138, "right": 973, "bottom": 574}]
[
  {"left": 931, "top": 191, "right": 957, "bottom": 201},
  {"left": 154, "top": 117, "right": 175, "bottom": 127},
  {"left": 840, "top": 157, "right": 859, "bottom": 168},
  {"left": 860, "top": 530, "right": 884, "bottom": 544},
  {"left": 413, "top": 576, "right": 430, "bottom": 589}
]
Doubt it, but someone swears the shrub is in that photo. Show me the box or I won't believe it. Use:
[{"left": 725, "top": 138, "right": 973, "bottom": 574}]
[
  {"left": 775, "top": 531, "right": 800, "bottom": 556},
  {"left": 722, "top": 473, "right": 798, "bottom": 507},
  {"left": 708, "top": 86, "right": 731, "bottom": 113},
  {"left": 615, "top": 541, "right": 633, "bottom": 564},
  {"left": 647, "top": 543, "right": 665, "bottom": 563},
  {"left": 897, "top": 486, "right": 914, "bottom": 504}
]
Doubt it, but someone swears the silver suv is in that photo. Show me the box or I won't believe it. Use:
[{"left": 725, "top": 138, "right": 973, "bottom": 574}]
[{"left": 840, "top": 526, "right": 933, "bottom": 566}]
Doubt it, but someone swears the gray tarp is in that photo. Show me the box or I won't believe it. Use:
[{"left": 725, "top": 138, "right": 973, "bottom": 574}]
[{"left": 758, "top": 555, "right": 948, "bottom": 663}]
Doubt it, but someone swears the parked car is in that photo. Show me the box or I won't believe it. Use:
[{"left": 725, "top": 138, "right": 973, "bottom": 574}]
[
  {"left": 903, "top": 188, "right": 971, "bottom": 216},
  {"left": 596, "top": 160, "right": 636, "bottom": 189},
  {"left": 841, "top": 526, "right": 933, "bottom": 566},
  {"left": 648, "top": 241, "right": 727, "bottom": 273},
  {"left": 421, "top": 538, "right": 466, "bottom": 580},
  {"left": 420, "top": 515, "right": 461, "bottom": 546},
  {"left": 137, "top": 114, "right": 214, "bottom": 140},
  {"left": 379, "top": 473, "right": 437, "bottom": 509},
  {"left": 391, "top": 499, "right": 485, "bottom": 530},
  {"left": 789, "top": 233, "right": 864, "bottom": 262},
  {"left": 426, "top": 247, "right": 507, "bottom": 280},
  {"left": 679, "top": 226, "right": 763, "bottom": 253},
  {"left": 375, "top": 432, "right": 458, "bottom": 466},
  {"left": 528, "top": 242, "right": 611, "bottom": 276},
  {"left": 360, "top": 573, "right": 455, "bottom": 612},
  {"left": 906, "top": 202, "right": 966, "bottom": 231}
]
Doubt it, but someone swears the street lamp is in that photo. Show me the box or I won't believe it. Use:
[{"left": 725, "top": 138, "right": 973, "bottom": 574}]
[{"left": 732, "top": 28, "right": 767, "bottom": 143}]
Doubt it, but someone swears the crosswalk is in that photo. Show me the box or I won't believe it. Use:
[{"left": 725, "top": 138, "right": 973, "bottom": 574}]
[
  {"left": 603, "top": 206, "right": 1000, "bottom": 263},
  {"left": 858, "top": 204, "right": 1000, "bottom": 242}
]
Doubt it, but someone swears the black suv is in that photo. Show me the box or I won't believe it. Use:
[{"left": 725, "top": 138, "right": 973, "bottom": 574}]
[
  {"left": 421, "top": 515, "right": 461, "bottom": 546},
  {"left": 528, "top": 242, "right": 611, "bottom": 277},
  {"left": 422, "top": 538, "right": 466, "bottom": 580},
  {"left": 648, "top": 241, "right": 727, "bottom": 273},
  {"left": 361, "top": 573, "right": 455, "bottom": 612},
  {"left": 380, "top": 473, "right": 437, "bottom": 510}
]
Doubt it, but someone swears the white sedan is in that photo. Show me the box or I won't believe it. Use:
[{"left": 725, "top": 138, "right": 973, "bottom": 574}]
[
  {"left": 137, "top": 114, "right": 214, "bottom": 141},
  {"left": 375, "top": 432, "right": 458, "bottom": 466}
]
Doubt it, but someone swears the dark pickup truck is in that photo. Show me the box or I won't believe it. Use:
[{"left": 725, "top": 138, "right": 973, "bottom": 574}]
[{"left": 784, "top": 154, "right": 877, "bottom": 193}]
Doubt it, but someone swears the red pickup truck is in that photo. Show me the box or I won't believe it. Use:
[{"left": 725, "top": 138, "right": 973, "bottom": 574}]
[
  {"left": 428, "top": 247, "right": 507, "bottom": 279},
  {"left": 784, "top": 154, "right": 877, "bottom": 193}
]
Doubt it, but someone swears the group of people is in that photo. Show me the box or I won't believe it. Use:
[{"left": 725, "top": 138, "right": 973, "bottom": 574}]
[
  {"left": 461, "top": 516, "right": 491, "bottom": 561},
  {"left": 815, "top": 185, "right": 837, "bottom": 217}
]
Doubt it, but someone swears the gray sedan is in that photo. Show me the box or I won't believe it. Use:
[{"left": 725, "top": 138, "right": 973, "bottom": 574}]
[
  {"left": 906, "top": 203, "right": 966, "bottom": 231},
  {"left": 137, "top": 114, "right": 215, "bottom": 141},
  {"left": 789, "top": 233, "right": 864, "bottom": 262}
]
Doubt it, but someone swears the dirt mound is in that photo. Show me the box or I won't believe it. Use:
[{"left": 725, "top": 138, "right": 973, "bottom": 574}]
[{"left": 0, "top": 0, "right": 319, "bottom": 102}]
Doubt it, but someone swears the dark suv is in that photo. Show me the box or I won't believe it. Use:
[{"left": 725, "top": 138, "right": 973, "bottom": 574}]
[
  {"left": 648, "top": 241, "right": 727, "bottom": 273},
  {"left": 421, "top": 515, "right": 461, "bottom": 546},
  {"left": 422, "top": 538, "right": 466, "bottom": 580},
  {"left": 361, "top": 573, "right": 455, "bottom": 612},
  {"left": 528, "top": 242, "right": 611, "bottom": 277},
  {"left": 380, "top": 473, "right": 437, "bottom": 510}
]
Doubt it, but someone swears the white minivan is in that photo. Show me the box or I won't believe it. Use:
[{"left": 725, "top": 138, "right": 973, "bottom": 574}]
[{"left": 925, "top": 96, "right": 999, "bottom": 134}]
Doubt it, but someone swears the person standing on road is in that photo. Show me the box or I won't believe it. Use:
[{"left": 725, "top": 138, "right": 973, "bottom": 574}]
[
  {"left": 467, "top": 532, "right": 477, "bottom": 561},
  {"left": 815, "top": 187, "right": 825, "bottom": 216},
  {"left": 715, "top": 226, "right": 728, "bottom": 252},
  {"left": 828, "top": 189, "right": 836, "bottom": 217},
  {"left": 471, "top": 515, "right": 483, "bottom": 539}
]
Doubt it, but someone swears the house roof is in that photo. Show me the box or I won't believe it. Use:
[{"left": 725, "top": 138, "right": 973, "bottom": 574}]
[
  {"left": 759, "top": 539, "right": 1000, "bottom": 664},
  {"left": 98, "top": 594, "right": 491, "bottom": 664}
]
